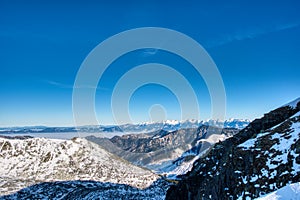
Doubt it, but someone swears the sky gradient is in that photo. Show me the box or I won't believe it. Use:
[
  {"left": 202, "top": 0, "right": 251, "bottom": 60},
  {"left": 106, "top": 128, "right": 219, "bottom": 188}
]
[{"left": 1, "top": 0, "right": 300, "bottom": 126}]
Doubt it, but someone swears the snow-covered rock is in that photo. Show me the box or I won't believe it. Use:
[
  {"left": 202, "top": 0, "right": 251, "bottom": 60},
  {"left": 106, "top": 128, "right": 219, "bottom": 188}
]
[
  {"left": 0, "top": 137, "right": 163, "bottom": 196},
  {"left": 167, "top": 97, "right": 300, "bottom": 199},
  {"left": 255, "top": 182, "right": 300, "bottom": 200}
]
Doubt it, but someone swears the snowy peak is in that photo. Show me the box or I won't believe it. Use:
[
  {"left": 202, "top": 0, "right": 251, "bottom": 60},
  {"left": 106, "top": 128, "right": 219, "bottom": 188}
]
[
  {"left": 135, "top": 119, "right": 250, "bottom": 131},
  {"left": 0, "top": 137, "right": 160, "bottom": 195},
  {"left": 0, "top": 119, "right": 250, "bottom": 135}
]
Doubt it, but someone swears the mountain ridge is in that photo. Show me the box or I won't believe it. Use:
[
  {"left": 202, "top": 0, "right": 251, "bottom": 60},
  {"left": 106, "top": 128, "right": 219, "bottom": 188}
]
[
  {"left": 166, "top": 98, "right": 300, "bottom": 199},
  {"left": 0, "top": 119, "right": 250, "bottom": 134},
  {"left": 86, "top": 126, "right": 239, "bottom": 177},
  {"left": 0, "top": 137, "right": 164, "bottom": 196}
]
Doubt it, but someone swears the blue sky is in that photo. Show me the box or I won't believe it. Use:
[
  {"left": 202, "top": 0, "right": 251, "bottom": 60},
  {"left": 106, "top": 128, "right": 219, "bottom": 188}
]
[{"left": 1, "top": 0, "right": 300, "bottom": 126}]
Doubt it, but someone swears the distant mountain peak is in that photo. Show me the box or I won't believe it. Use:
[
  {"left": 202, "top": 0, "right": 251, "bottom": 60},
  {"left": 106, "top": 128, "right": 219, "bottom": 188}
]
[{"left": 0, "top": 119, "right": 250, "bottom": 135}]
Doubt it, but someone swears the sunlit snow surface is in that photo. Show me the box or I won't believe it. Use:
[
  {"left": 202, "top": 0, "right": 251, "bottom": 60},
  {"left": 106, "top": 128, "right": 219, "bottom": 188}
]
[
  {"left": 238, "top": 111, "right": 300, "bottom": 177},
  {"left": 0, "top": 137, "right": 163, "bottom": 196},
  {"left": 255, "top": 182, "right": 300, "bottom": 200}
]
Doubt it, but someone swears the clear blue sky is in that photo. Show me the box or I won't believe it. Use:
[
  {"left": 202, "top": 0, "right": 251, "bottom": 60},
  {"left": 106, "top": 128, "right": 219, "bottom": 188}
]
[{"left": 1, "top": 0, "right": 300, "bottom": 126}]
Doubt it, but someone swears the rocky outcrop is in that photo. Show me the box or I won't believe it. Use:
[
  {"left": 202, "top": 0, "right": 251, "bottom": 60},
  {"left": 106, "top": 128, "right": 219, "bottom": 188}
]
[
  {"left": 167, "top": 99, "right": 300, "bottom": 200},
  {"left": 88, "top": 127, "right": 239, "bottom": 173},
  {"left": 110, "top": 128, "right": 205, "bottom": 153}
]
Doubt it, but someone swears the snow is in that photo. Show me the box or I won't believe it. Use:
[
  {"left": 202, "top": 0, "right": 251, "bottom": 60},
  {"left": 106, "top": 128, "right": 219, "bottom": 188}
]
[
  {"left": 238, "top": 132, "right": 269, "bottom": 150},
  {"left": 291, "top": 150, "right": 300, "bottom": 175},
  {"left": 236, "top": 110, "right": 300, "bottom": 200},
  {"left": 266, "top": 122, "right": 300, "bottom": 171},
  {"left": 255, "top": 182, "right": 300, "bottom": 200},
  {"left": 238, "top": 138, "right": 256, "bottom": 149},
  {"left": 161, "top": 147, "right": 213, "bottom": 179},
  {"left": 261, "top": 168, "right": 269, "bottom": 177},
  {"left": 154, "top": 128, "right": 234, "bottom": 179},
  {"left": 162, "top": 154, "right": 200, "bottom": 179},
  {"left": 283, "top": 97, "right": 300, "bottom": 109},
  {"left": 242, "top": 176, "right": 248, "bottom": 184},
  {"left": 254, "top": 184, "right": 260, "bottom": 187},
  {"left": 164, "top": 120, "right": 180, "bottom": 125},
  {"left": 197, "top": 133, "right": 228, "bottom": 145},
  {"left": 250, "top": 175, "right": 259, "bottom": 182},
  {"left": 0, "top": 137, "right": 161, "bottom": 195},
  {"left": 270, "top": 170, "right": 277, "bottom": 179},
  {"left": 0, "top": 119, "right": 250, "bottom": 139},
  {"left": 239, "top": 112, "right": 300, "bottom": 178}
]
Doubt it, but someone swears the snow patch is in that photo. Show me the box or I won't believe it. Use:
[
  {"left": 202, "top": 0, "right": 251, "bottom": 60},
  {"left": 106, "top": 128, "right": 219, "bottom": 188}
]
[{"left": 255, "top": 182, "right": 300, "bottom": 200}]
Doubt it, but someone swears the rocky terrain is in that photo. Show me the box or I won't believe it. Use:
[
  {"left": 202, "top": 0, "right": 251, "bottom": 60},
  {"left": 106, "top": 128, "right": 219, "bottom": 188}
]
[
  {"left": 87, "top": 126, "right": 239, "bottom": 177},
  {"left": 2, "top": 98, "right": 299, "bottom": 199},
  {"left": 0, "top": 137, "right": 166, "bottom": 197},
  {"left": 0, "top": 119, "right": 249, "bottom": 199},
  {"left": 167, "top": 98, "right": 300, "bottom": 199},
  {"left": 0, "top": 179, "right": 170, "bottom": 200}
]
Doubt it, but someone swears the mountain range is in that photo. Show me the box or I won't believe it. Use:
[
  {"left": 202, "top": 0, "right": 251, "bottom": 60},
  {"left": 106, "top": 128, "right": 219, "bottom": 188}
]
[
  {"left": 0, "top": 119, "right": 250, "bottom": 135},
  {"left": 0, "top": 137, "right": 169, "bottom": 199},
  {"left": 0, "top": 98, "right": 300, "bottom": 199},
  {"left": 86, "top": 126, "right": 239, "bottom": 178}
]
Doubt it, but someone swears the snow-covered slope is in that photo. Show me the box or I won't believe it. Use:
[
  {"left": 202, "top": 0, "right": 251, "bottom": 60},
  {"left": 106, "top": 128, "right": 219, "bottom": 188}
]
[
  {"left": 237, "top": 111, "right": 300, "bottom": 186},
  {"left": 87, "top": 126, "right": 239, "bottom": 179},
  {"left": 158, "top": 127, "right": 237, "bottom": 179},
  {"left": 167, "top": 97, "right": 300, "bottom": 199},
  {"left": 255, "top": 182, "right": 300, "bottom": 200},
  {"left": 0, "top": 137, "right": 162, "bottom": 195}
]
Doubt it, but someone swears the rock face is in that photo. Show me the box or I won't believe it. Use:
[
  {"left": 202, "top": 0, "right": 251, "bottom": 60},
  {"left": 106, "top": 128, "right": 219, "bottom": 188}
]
[
  {"left": 87, "top": 127, "right": 239, "bottom": 175},
  {"left": 110, "top": 128, "right": 206, "bottom": 154},
  {"left": 166, "top": 98, "right": 300, "bottom": 200},
  {"left": 0, "top": 137, "right": 162, "bottom": 196}
]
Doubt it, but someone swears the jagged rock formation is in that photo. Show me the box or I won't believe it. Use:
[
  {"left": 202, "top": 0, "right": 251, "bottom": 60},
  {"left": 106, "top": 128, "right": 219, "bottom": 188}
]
[
  {"left": 87, "top": 127, "right": 239, "bottom": 175},
  {"left": 167, "top": 98, "right": 300, "bottom": 200}
]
